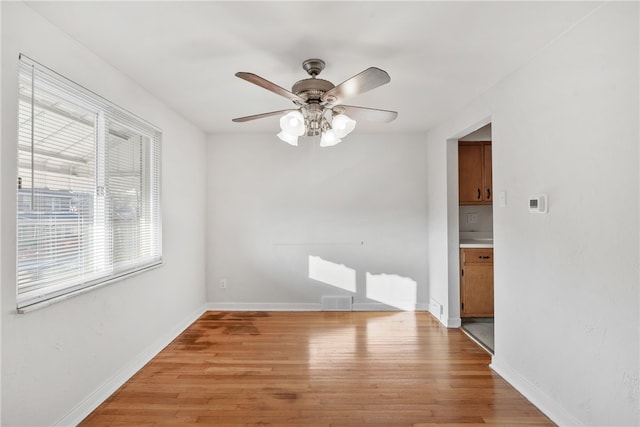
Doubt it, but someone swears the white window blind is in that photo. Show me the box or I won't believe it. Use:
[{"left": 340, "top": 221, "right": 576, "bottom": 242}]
[{"left": 16, "top": 54, "right": 162, "bottom": 311}]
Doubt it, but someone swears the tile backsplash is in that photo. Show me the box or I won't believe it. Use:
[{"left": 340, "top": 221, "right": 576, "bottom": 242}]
[{"left": 459, "top": 205, "right": 493, "bottom": 232}]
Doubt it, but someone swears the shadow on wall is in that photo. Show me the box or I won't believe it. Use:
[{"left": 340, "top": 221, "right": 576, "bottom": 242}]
[{"left": 308, "top": 255, "right": 417, "bottom": 310}]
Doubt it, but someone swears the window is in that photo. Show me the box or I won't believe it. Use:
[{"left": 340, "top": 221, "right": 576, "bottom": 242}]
[{"left": 16, "top": 54, "right": 162, "bottom": 311}]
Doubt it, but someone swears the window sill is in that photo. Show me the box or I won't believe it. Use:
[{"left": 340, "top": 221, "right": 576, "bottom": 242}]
[{"left": 17, "top": 261, "right": 164, "bottom": 314}]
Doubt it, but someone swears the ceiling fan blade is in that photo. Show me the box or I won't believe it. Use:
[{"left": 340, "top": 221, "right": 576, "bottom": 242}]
[
  {"left": 232, "top": 109, "right": 293, "bottom": 123},
  {"left": 236, "top": 72, "right": 306, "bottom": 104},
  {"left": 322, "top": 67, "right": 391, "bottom": 105},
  {"left": 333, "top": 105, "right": 398, "bottom": 123}
]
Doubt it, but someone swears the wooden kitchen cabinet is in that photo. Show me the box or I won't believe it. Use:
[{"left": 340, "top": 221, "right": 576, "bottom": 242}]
[
  {"left": 458, "top": 141, "right": 492, "bottom": 205},
  {"left": 460, "top": 248, "right": 494, "bottom": 317}
]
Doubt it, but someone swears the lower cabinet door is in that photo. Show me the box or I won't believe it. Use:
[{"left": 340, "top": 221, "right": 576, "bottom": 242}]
[{"left": 461, "top": 262, "right": 494, "bottom": 317}]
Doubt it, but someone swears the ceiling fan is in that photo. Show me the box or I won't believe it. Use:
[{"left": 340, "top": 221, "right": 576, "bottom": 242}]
[{"left": 232, "top": 58, "right": 398, "bottom": 147}]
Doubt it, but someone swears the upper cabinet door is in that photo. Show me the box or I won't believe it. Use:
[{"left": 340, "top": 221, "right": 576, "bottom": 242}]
[
  {"left": 458, "top": 141, "right": 492, "bottom": 205},
  {"left": 483, "top": 144, "right": 492, "bottom": 202},
  {"left": 458, "top": 143, "right": 484, "bottom": 204}
]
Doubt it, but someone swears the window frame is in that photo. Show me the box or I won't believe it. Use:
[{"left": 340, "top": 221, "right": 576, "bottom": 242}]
[{"left": 16, "top": 54, "right": 163, "bottom": 312}]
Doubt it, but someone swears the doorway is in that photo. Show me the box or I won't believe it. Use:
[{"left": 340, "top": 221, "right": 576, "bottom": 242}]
[{"left": 456, "top": 123, "right": 494, "bottom": 354}]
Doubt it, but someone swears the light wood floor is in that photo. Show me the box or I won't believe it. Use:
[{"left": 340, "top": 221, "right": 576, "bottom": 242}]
[{"left": 80, "top": 311, "right": 554, "bottom": 426}]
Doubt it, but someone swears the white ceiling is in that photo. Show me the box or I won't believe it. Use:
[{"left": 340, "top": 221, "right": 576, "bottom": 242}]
[{"left": 26, "top": 1, "right": 600, "bottom": 135}]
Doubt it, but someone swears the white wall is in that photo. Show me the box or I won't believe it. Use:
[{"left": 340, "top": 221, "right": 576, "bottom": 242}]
[
  {"left": 206, "top": 133, "right": 429, "bottom": 312},
  {"left": 427, "top": 2, "right": 639, "bottom": 426},
  {"left": 459, "top": 123, "right": 492, "bottom": 141},
  {"left": 1, "top": 3, "right": 207, "bottom": 425}
]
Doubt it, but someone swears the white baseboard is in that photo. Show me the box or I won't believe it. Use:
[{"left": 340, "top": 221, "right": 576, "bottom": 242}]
[
  {"left": 205, "top": 302, "right": 322, "bottom": 311},
  {"left": 352, "top": 302, "right": 399, "bottom": 311},
  {"left": 205, "top": 302, "right": 421, "bottom": 312},
  {"left": 427, "top": 298, "right": 445, "bottom": 325},
  {"left": 54, "top": 304, "right": 207, "bottom": 426},
  {"left": 446, "top": 317, "right": 461, "bottom": 328},
  {"left": 426, "top": 311, "right": 460, "bottom": 328},
  {"left": 428, "top": 308, "right": 445, "bottom": 325},
  {"left": 490, "top": 357, "right": 584, "bottom": 427}
]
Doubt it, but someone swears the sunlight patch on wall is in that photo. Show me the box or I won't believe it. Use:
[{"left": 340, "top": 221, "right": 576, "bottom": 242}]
[
  {"left": 308, "top": 255, "right": 356, "bottom": 292},
  {"left": 366, "top": 272, "right": 417, "bottom": 311}
]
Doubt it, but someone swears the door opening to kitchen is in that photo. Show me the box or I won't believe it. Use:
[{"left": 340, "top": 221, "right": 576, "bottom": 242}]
[{"left": 458, "top": 123, "right": 494, "bottom": 353}]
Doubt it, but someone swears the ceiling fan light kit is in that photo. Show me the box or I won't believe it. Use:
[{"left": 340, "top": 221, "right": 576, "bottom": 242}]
[
  {"left": 278, "top": 111, "right": 306, "bottom": 145},
  {"left": 277, "top": 130, "right": 300, "bottom": 146},
  {"left": 331, "top": 114, "right": 356, "bottom": 138},
  {"left": 233, "top": 58, "right": 397, "bottom": 147},
  {"left": 319, "top": 130, "right": 341, "bottom": 148}
]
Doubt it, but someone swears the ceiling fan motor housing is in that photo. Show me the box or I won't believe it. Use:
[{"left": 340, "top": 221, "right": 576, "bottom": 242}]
[{"left": 292, "top": 78, "right": 334, "bottom": 103}]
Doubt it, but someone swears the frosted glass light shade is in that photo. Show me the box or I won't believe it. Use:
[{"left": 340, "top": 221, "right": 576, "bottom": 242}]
[
  {"left": 331, "top": 114, "right": 356, "bottom": 138},
  {"left": 277, "top": 131, "right": 299, "bottom": 146},
  {"left": 279, "top": 111, "right": 305, "bottom": 136},
  {"left": 320, "top": 130, "right": 342, "bottom": 147}
]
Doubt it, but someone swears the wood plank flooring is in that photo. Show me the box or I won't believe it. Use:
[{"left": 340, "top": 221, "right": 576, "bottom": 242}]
[{"left": 80, "top": 311, "right": 553, "bottom": 426}]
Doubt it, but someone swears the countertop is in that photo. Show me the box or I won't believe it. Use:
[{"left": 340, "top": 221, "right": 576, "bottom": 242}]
[{"left": 460, "top": 232, "right": 493, "bottom": 248}]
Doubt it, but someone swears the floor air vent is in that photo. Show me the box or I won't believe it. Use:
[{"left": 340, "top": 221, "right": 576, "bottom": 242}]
[{"left": 321, "top": 296, "right": 353, "bottom": 311}]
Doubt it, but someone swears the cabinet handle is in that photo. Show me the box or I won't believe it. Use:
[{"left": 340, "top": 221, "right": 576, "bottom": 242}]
[
  {"left": 487, "top": 188, "right": 491, "bottom": 199},
  {"left": 477, "top": 188, "right": 481, "bottom": 199},
  {"left": 478, "top": 256, "right": 491, "bottom": 259}
]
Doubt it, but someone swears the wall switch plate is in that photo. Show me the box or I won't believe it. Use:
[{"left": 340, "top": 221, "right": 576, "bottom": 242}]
[
  {"left": 499, "top": 191, "right": 507, "bottom": 207},
  {"left": 467, "top": 213, "right": 478, "bottom": 224}
]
